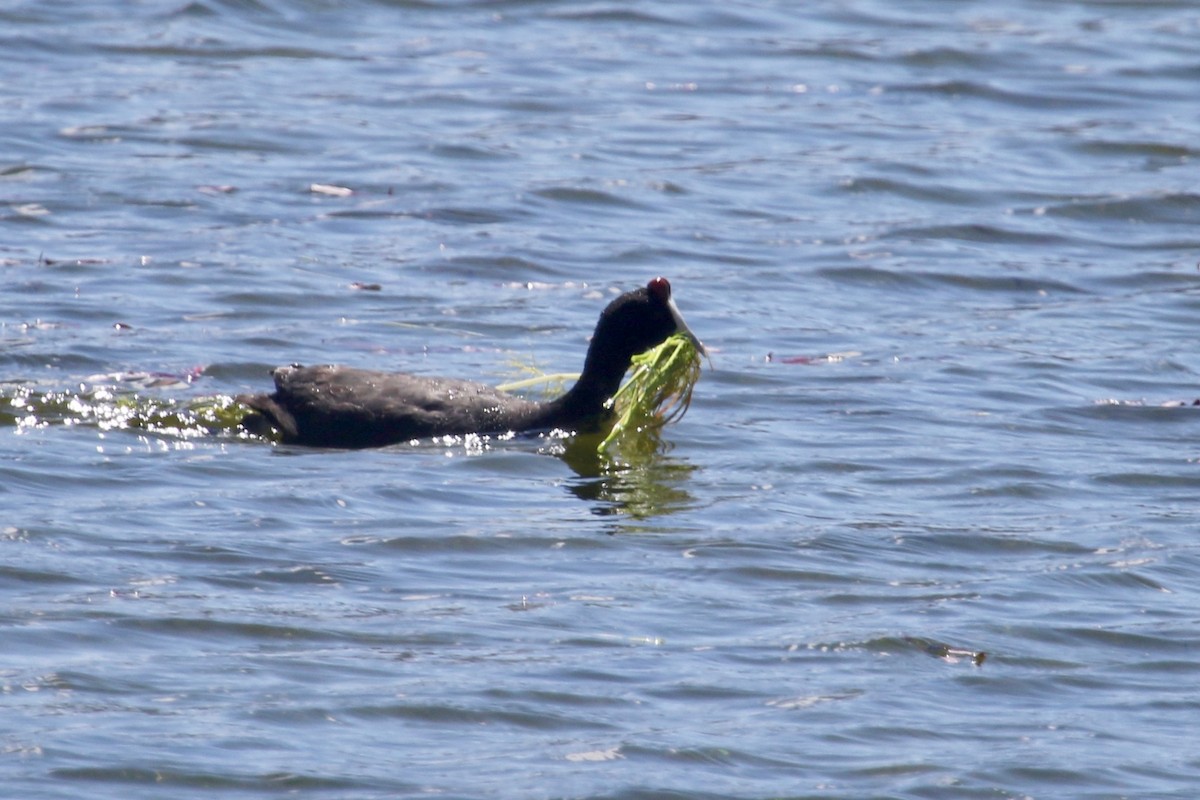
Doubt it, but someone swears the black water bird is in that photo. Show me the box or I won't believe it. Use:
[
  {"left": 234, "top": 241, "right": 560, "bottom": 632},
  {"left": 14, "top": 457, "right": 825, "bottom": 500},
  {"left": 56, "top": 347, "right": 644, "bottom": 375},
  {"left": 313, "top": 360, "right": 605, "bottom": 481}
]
[{"left": 238, "top": 277, "right": 703, "bottom": 448}]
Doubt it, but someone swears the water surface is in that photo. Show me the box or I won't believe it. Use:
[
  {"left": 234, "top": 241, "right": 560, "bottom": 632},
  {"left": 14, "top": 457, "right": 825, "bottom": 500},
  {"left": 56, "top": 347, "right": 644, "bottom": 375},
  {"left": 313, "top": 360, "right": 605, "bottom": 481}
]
[{"left": 4, "top": 1, "right": 1200, "bottom": 798}]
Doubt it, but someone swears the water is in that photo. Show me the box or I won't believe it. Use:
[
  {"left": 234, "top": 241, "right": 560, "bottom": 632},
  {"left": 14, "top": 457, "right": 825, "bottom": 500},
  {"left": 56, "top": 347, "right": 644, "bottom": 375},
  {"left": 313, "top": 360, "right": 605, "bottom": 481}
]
[{"left": 4, "top": 0, "right": 1200, "bottom": 797}]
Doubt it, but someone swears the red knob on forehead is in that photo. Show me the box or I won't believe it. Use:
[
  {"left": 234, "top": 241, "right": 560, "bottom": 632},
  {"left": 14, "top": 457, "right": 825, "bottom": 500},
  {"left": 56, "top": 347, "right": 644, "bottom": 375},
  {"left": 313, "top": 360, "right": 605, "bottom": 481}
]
[{"left": 647, "top": 276, "right": 671, "bottom": 302}]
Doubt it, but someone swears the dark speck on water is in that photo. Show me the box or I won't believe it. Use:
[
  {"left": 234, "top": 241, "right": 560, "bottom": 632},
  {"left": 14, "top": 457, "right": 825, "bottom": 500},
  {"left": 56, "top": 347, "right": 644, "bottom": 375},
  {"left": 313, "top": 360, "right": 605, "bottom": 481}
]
[{"left": 4, "top": 1, "right": 1200, "bottom": 798}]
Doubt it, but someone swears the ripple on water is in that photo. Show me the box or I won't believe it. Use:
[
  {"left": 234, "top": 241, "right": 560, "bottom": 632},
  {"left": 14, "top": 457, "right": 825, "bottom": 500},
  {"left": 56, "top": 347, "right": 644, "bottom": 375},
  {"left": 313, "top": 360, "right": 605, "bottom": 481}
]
[{"left": 6, "top": 0, "right": 1200, "bottom": 798}]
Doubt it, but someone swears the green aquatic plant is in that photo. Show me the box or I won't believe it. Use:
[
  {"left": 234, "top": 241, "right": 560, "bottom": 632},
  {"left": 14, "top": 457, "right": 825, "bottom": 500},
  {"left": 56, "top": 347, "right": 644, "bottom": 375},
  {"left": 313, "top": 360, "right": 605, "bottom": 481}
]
[
  {"left": 493, "top": 372, "right": 579, "bottom": 396},
  {"left": 2, "top": 385, "right": 255, "bottom": 440},
  {"left": 493, "top": 333, "right": 703, "bottom": 456},
  {"left": 599, "top": 332, "right": 702, "bottom": 455}
]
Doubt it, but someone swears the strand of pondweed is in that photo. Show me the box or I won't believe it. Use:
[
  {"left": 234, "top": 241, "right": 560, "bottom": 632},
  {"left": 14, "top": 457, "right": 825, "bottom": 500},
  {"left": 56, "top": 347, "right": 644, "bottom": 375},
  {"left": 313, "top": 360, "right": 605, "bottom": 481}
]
[
  {"left": 599, "top": 333, "right": 701, "bottom": 454},
  {"left": 2, "top": 387, "right": 255, "bottom": 439},
  {"left": 493, "top": 372, "right": 579, "bottom": 394}
]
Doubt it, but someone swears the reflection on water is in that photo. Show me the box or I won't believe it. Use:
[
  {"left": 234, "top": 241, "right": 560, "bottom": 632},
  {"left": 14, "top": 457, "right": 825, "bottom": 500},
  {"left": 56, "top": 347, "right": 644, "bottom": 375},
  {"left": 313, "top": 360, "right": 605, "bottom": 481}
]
[{"left": 556, "top": 432, "right": 698, "bottom": 520}]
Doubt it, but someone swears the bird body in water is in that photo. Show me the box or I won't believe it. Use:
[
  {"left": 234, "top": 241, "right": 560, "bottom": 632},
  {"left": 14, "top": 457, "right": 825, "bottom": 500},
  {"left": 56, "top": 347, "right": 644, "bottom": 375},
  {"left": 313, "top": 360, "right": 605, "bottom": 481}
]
[{"left": 238, "top": 277, "right": 702, "bottom": 448}]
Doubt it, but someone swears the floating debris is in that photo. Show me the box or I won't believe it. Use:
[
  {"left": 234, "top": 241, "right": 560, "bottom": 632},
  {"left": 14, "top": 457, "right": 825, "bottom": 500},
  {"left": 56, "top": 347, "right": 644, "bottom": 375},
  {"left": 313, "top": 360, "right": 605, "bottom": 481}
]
[
  {"left": 904, "top": 636, "right": 987, "bottom": 666},
  {"left": 2, "top": 384, "right": 253, "bottom": 441},
  {"left": 766, "top": 351, "right": 861, "bottom": 364},
  {"left": 310, "top": 183, "right": 353, "bottom": 197}
]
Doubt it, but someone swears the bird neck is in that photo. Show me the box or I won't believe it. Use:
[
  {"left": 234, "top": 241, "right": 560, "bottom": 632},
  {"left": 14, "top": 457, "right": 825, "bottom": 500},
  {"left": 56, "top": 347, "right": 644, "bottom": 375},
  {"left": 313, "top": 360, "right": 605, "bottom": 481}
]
[{"left": 535, "top": 336, "right": 632, "bottom": 428}]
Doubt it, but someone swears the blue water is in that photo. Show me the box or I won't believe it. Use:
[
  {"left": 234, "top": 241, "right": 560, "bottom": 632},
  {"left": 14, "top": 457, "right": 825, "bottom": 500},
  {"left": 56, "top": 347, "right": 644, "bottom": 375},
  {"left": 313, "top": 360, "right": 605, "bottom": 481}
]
[{"left": 5, "top": 1, "right": 1200, "bottom": 798}]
